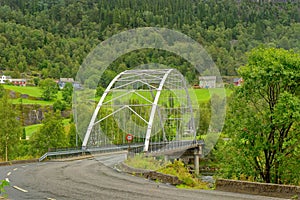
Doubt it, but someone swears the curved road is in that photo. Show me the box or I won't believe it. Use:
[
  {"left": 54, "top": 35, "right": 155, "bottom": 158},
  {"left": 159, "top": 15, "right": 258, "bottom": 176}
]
[{"left": 0, "top": 154, "right": 288, "bottom": 200}]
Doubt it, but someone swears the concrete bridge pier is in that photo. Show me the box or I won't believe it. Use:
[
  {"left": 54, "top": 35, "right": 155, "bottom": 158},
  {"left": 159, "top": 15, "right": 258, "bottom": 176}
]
[
  {"left": 194, "top": 145, "right": 202, "bottom": 176},
  {"left": 164, "top": 155, "right": 169, "bottom": 162}
]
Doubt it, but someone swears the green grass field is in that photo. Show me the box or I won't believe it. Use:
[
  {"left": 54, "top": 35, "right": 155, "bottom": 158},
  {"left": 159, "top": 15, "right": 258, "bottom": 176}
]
[
  {"left": 98, "top": 88, "right": 231, "bottom": 105},
  {"left": 12, "top": 98, "right": 55, "bottom": 105},
  {"left": 25, "top": 124, "right": 43, "bottom": 138},
  {"left": 4, "top": 85, "right": 43, "bottom": 97},
  {"left": 4, "top": 85, "right": 63, "bottom": 105},
  {"left": 193, "top": 88, "right": 232, "bottom": 102},
  {"left": 24, "top": 118, "right": 71, "bottom": 139}
]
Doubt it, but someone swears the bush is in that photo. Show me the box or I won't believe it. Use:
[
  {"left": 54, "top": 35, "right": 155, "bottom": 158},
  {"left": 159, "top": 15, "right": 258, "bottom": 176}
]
[
  {"left": 53, "top": 100, "right": 66, "bottom": 112},
  {"left": 158, "top": 160, "right": 208, "bottom": 189},
  {"left": 0, "top": 179, "right": 9, "bottom": 198}
]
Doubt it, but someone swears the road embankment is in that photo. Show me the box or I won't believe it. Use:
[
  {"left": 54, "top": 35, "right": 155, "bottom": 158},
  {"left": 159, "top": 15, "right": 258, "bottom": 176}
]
[
  {"left": 119, "top": 162, "right": 182, "bottom": 185},
  {"left": 0, "top": 159, "right": 38, "bottom": 166}
]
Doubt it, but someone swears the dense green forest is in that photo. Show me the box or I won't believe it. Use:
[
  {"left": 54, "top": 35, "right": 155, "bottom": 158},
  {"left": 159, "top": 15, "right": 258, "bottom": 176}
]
[{"left": 0, "top": 0, "right": 299, "bottom": 84}]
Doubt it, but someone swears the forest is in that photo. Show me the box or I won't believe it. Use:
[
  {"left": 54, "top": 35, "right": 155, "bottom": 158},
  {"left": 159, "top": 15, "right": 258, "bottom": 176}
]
[{"left": 0, "top": 0, "right": 299, "bottom": 84}]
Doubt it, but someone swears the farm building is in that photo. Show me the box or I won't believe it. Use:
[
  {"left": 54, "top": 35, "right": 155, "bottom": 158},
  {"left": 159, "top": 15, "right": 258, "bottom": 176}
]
[
  {"left": 199, "top": 76, "right": 216, "bottom": 88},
  {"left": 233, "top": 78, "right": 243, "bottom": 86}
]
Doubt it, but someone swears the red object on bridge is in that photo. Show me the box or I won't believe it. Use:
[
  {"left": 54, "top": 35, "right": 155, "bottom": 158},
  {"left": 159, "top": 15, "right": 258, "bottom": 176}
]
[{"left": 126, "top": 134, "right": 133, "bottom": 142}]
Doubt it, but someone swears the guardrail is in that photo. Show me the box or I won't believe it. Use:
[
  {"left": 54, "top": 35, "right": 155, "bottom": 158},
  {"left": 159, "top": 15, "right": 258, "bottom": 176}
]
[
  {"left": 39, "top": 144, "right": 144, "bottom": 162},
  {"left": 39, "top": 152, "right": 48, "bottom": 162},
  {"left": 39, "top": 140, "right": 203, "bottom": 162}
]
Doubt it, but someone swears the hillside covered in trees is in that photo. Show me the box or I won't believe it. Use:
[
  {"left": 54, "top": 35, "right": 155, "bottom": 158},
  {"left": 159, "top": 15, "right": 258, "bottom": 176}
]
[{"left": 0, "top": 0, "right": 299, "bottom": 85}]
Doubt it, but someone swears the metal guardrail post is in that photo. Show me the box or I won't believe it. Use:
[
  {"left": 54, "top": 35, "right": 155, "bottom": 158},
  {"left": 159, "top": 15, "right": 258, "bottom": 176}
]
[{"left": 39, "top": 152, "right": 48, "bottom": 162}]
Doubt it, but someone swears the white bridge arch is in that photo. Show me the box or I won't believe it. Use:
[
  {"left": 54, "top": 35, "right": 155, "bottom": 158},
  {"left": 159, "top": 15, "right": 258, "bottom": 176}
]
[{"left": 82, "top": 69, "right": 198, "bottom": 152}]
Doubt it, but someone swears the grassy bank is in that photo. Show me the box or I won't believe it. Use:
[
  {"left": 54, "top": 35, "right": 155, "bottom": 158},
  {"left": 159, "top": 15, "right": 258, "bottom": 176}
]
[
  {"left": 125, "top": 154, "right": 208, "bottom": 189},
  {"left": 4, "top": 85, "right": 63, "bottom": 105},
  {"left": 3, "top": 85, "right": 42, "bottom": 97}
]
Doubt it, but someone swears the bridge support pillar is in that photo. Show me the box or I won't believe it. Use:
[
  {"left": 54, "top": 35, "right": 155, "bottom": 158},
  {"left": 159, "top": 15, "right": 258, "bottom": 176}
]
[
  {"left": 194, "top": 146, "right": 201, "bottom": 176},
  {"left": 164, "top": 155, "right": 169, "bottom": 162}
]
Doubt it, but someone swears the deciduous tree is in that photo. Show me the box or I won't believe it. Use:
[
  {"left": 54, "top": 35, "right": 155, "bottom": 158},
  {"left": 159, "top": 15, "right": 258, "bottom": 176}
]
[
  {"left": 0, "top": 85, "right": 4, "bottom": 98},
  {"left": 219, "top": 48, "right": 300, "bottom": 184},
  {"left": 0, "top": 94, "right": 21, "bottom": 161},
  {"left": 39, "top": 78, "right": 58, "bottom": 101},
  {"left": 30, "top": 112, "right": 68, "bottom": 156},
  {"left": 62, "top": 82, "right": 73, "bottom": 104}
]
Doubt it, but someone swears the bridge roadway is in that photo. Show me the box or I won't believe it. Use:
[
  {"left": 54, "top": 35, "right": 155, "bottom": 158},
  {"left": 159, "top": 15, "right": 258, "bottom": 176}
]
[{"left": 0, "top": 153, "right": 288, "bottom": 200}]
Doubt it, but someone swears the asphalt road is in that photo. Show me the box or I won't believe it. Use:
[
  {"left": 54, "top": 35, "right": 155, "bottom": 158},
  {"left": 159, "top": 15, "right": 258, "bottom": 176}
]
[{"left": 0, "top": 153, "right": 288, "bottom": 200}]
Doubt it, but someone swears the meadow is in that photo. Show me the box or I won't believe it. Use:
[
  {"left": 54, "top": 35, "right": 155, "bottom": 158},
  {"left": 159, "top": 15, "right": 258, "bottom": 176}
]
[
  {"left": 4, "top": 85, "right": 43, "bottom": 97},
  {"left": 4, "top": 85, "right": 63, "bottom": 104},
  {"left": 6, "top": 85, "right": 232, "bottom": 139},
  {"left": 24, "top": 119, "right": 71, "bottom": 139}
]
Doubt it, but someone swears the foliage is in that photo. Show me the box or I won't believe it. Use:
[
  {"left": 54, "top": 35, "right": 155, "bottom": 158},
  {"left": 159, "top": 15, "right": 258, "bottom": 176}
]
[
  {"left": 197, "top": 101, "right": 211, "bottom": 136},
  {"left": 21, "top": 128, "right": 26, "bottom": 140},
  {"left": 68, "top": 123, "right": 80, "bottom": 147},
  {"left": 62, "top": 82, "right": 73, "bottom": 104},
  {"left": 126, "top": 156, "right": 208, "bottom": 189},
  {"left": 95, "top": 86, "right": 105, "bottom": 97},
  {"left": 30, "top": 112, "right": 68, "bottom": 156},
  {"left": 0, "top": 0, "right": 299, "bottom": 81},
  {"left": 3, "top": 85, "right": 43, "bottom": 97},
  {"left": 39, "top": 79, "right": 58, "bottom": 101},
  {"left": 11, "top": 98, "right": 55, "bottom": 105},
  {"left": 14, "top": 140, "right": 35, "bottom": 160},
  {"left": 125, "top": 154, "right": 167, "bottom": 170},
  {"left": 0, "top": 94, "right": 22, "bottom": 161},
  {"left": 53, "top": 100, "right": 66, "bottom": 112},
  {"left": 0, "top": 85, "right": 4, "bottom": 98},
  {"left": 158, "top": 160, "right": 208, "bottom": 189},
  {"left": 218, "top": 48, "right": 300, "bottom": 184},
  {"left": 33, "top": 77, "right": 40, "bottom": 86},
  {"left": 0, "top": 179, "right": 9, "bottom": 198},
  {"left": 24, "top": 124, "right": 43, "bottom": 138}
]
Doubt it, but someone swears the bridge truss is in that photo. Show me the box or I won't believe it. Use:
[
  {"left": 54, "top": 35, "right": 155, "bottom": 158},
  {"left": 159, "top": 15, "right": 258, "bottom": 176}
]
[{"left": 82, "top": 69, "right": 199, "bottom": 152}]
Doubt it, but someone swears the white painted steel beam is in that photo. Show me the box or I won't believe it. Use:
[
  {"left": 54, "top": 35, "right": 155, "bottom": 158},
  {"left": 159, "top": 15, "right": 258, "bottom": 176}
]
[
  {"left": 82, "top": 71, "right": 127, "bottom": 149},
  {"left": 143, "top": 69, "right": 173, "bottom": 152}
]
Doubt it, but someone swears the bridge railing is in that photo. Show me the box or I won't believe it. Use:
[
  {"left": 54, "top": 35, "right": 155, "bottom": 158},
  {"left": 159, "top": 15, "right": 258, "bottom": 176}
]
[
  {"left": 39, "top": 140, "right": 203, "bottom": 162},
  {"left": 39, "top": 143, "right": 145, "bottom": 162},
  {"left": 48, "top": 146, "right": 82, "bottom": 152},
  {"left": 147, "top": 140, "right": 200, "bottom": 152}
]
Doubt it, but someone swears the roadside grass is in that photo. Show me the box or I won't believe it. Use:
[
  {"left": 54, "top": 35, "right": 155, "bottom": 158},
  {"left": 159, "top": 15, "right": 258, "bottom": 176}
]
[
  {"left": 158, "top": 160, "right": 209, "bottom": 189},
  {"left": 125, "top": 154, "right": 167, "bottom": 170},
  {"left": 125, "top": 155, "right": 208, "bottom": 189}
]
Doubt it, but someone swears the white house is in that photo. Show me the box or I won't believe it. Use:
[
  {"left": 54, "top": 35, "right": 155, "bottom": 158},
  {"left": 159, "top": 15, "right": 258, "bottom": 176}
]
[
  {"left": 58, "top": 78, "right": 74, "bottom": 89},
  {"left": 0, "top": 75, "right": 12, "bottom": 84},
  {"left": 0, "top": 75, "right": 27, "bottom": 86},
  {"left": 58, "top": 78, "right": 82, "bottom": 89},
  {"left": 199, "top": 76, "right": 216, "bottom": 88}
]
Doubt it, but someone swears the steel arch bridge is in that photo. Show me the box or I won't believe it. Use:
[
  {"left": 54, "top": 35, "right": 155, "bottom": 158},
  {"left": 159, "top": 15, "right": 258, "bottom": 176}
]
[{"left": 82, "top": 69, "right": 198, "bottom": 152}]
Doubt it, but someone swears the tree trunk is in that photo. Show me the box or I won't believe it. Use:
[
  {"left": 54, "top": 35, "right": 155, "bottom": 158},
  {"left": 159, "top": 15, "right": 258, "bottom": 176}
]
[
  {"left": 274, "top": 161, "right": 281, "bottom": 184},
  {"left": 5, "top": 140, "right": 8, "bottom": 162},
  {"left": 265, "top": 161, "right": 271, "bottom": 183}
]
